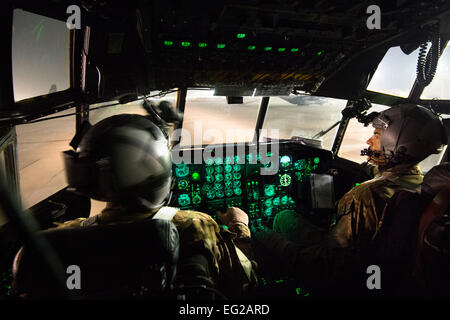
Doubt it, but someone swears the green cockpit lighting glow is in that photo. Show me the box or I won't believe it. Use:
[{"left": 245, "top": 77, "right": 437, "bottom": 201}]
[
  {"left": 317, "top": 50, "right": 325, "bottom": 56},
  {"left": 291, "top": 48, "right": 299, "bottom": 52},
  {"left": 234, "top": 188, "right": 242, "bottom": 196},
  {"left": 264, "top": 185, "right": 276, "bottom": 197},
  {"left": 280, "top": 174, "right": 292, "bottom": 187},
  {"left": 178, "top": 194, "right": 191, "bottom": 206},
  {"left": 217, "top": 43, "right": 226, "bottom": 49},
  {"left": 192, "top": 172, "right": 200, "bottom": 181},
  {"left": 264, "top": 46, "right": 272, "bottom": 51},
  {"left": 175, "top": 163, "right": 189, "bottom": 177},
  {"left": 192, "top": 194, "right": 201, "bottom": 204},
  {"left": 164, "top": 40, "right": 173, "bottom": 46},
  {"left": 278, "top": 48, "right": 286, "bottom": 52},
  {"left": 198, "top": 42, "right": 207, "bottom": 48},
  {"left": 178, "top": 179, "right": 189, "bottom": 190},
  {"left": 248, "top": 45, "right": 256, "bottom": 50},
  {"left": 280, "top": 155, "right": 291, "bottom": 167},
  {"left": 237, "top": 33, "right": 246, "bottom": 39},
  {"left": 181, "top": 41, "right": 191, "bottom": 47},
  {"left": 314, "top": 157, "right": 320, "bottom": 164}
]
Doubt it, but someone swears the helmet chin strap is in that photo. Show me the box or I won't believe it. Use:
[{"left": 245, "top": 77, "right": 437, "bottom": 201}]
[{"left": 361, "top": 148, "right": 387, "bottom": 166}]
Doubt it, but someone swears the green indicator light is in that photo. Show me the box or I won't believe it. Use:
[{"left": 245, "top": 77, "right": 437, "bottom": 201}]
[
  {"left": 248, "top": 45, "right": 256, "bottom": 50},
  {"left": 264, "top": 46, "right": 272, "bottom": 51},
  {"left": 198, "top": 42, "right": 207, "bottom": 48},
  {"left": 291, "top": 48, "right": 299, "bottom": 52},
  {"left": 275, "top": 279, "right": 284, "bottom": 283},
  {"left": 181, "top": 41, "right": 191, "bottom": 47},
  {"left": 192, "top": 172, "right": 200, "bottom": 181},
  {"left": 278, "top": 48, "right": 286, "bottom": 52},
  {"left": 217, "top": 43, "right": 226, "bottom": 49},
  {"left": 192, "top": 194, "right": 202, "bottom": 205},
  {"left": 317, "top": 50, "right": 325, "bottom": 56},
  {"left": 237, "top": 33, "right": 246, "bottom": 39},
  {"left": 280, "top": 155, "right": 291, "bottom": 167},
  {"left": 163, "top": 40, "right": 173, "bottom": 46},
  {"left": 314, "top": 157, "right": 320, "bottom": 164}
]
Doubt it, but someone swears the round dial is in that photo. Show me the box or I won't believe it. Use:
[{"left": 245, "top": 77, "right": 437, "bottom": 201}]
[
  {"left": 280, "top": 174, "right": 292, "bottom": 187},
  {"left": 175, "top": 163, "right": 189, "bottom": 177}
]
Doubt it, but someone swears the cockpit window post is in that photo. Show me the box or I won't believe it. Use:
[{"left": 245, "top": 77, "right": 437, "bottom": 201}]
[
  {"left": 331, "top": 100, "right": 352, "bottom": 157},
  {"left": 76, "top": 26, "right": 91, "bottom": 132},
  {"left": 253, "top": 96, "right": 270, "bottom": 144}
]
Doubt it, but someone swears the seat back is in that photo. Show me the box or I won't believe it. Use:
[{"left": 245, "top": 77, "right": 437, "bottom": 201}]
[
  {"left": 412, "top": 181, "right": 450, "bottom": 296},
  {"left": 12, "top": 218, "right": 179, "bottom": 299}
]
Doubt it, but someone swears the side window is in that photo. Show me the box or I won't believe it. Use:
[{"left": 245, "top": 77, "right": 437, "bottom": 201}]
[
  {"left": 367, "top": 46, "right": 419, "bottom": 98},
  {"left": 12, "top": 9, "right": 70, "bottom": 101},
  {"left": 16, "top": 109, "right": 75, "bottom": 208}
]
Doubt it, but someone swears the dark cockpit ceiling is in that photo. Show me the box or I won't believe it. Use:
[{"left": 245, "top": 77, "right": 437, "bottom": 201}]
[{"left": 12, "top": 0, "right": 450, "bottom": 104}]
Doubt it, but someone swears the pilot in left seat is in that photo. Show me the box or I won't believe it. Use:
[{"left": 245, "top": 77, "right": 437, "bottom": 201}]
[{"left": 57, "top": 114, "right": 257, "bottom": 298}]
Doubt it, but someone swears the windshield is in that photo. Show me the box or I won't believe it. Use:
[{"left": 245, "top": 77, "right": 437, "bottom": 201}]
[
  {"left": 179, "top": 89, "right": 261, "bottom": 146},
  {"left": 261, "top": 95, "right": 347, "bottom": 150}
]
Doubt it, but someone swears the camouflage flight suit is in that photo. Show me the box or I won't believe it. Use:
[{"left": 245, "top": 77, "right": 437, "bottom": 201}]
[
  {"left": 54, "top": 204, "right": 257, "bottom": 298},
  {"left": 267, "top": 164, "right": 423, "bottom": 295}
]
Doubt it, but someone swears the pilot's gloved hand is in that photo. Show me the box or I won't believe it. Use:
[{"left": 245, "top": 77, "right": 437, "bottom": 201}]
[{"left": 217, "top": 207, "right": 249, "bottom": 228}]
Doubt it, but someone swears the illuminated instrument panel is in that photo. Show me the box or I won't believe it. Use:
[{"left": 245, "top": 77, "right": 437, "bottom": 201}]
[{"left": 170, "top": 142, "right": 332, "bottom": 230}]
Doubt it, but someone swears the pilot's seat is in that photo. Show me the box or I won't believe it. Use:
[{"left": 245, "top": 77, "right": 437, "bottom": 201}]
[
  {"left": 11, "top": 219, "right": 179, "bottom": 299},
  {"left": 412, "top": 177, "right": 450, "bottom": 297},
  {"left": 372, "top": 163, "right": 450, "bottom": 297}
]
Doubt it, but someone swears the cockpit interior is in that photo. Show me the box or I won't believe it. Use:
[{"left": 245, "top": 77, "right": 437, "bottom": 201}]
[{"left": 1, "top": 0, "right": 450, "bottom": 302}]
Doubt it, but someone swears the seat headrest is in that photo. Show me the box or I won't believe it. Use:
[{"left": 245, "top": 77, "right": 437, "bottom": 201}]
[
  {"left": 421, "top": 162, "right": 450, "bottom": 196},
  {"left": 12, "top": 218, "right": 179, "bottom": 298}
]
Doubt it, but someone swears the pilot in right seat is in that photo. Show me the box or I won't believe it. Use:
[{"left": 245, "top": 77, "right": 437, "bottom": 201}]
[{"left": 251, "top": 103, "right": 447, "bottom": 296}]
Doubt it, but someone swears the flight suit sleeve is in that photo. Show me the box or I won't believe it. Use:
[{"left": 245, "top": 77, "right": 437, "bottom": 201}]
[{"left": 256, "top": 188, "right": 383, "bottom": 292}]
